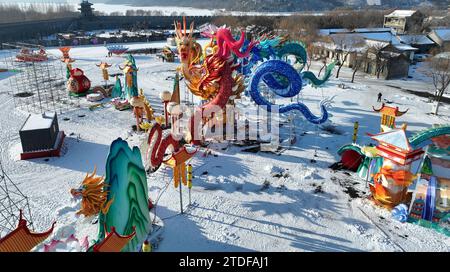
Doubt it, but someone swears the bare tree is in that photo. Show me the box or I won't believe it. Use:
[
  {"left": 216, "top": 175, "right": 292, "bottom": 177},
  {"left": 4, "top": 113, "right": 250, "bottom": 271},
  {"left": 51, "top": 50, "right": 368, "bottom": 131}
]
[
  {"left": 305, "top": 44, "right": 315, "bottom": 71},
  {"left": 213, "top": 16, "right": 241, "bottom": 28},
  {"left": 0, "top": 3, "right": 76, "bottom": 23},
  {"left": 351, "top": 50, "right": 368, "bottom": 83},
  {"left": 135, "top": 9, "right": 145, "bottom": 16},
  {"left": 125, "top": 10, "right": 135, "bottom": 16},
  {"left": 429, "top": 54, "right": 450, "bottom": 115},
  {"left": 332, "top": 34, "right": 365, "bottom": 78},
  {"left": 318, "top": 58, "right": 328, "bottom": 77},
  {"left": 367, "top": 42, "right": 387, "bottom": 79},
  {"left": 110, "top": 11, "right": 123, "bottom": 16}
]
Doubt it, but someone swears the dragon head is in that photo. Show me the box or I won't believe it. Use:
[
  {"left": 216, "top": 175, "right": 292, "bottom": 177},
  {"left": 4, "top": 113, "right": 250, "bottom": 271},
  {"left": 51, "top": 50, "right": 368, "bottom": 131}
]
[
  {"left": 70, "top": 166, "right": 113, "bottom": 218},
  {"left": 174, "top": 17, "right": 195, "bottom": 64}
]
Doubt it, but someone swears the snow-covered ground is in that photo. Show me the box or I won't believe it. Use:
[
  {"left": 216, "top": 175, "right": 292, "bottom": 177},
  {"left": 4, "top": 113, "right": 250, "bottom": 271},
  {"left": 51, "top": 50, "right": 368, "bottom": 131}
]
[{"left": 0, "top": 41, "right": 449, "bottom": 252}]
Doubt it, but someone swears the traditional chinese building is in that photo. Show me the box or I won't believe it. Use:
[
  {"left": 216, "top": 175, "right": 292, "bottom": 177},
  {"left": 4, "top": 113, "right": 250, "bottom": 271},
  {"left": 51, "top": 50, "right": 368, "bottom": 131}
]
[
  {"left": 79, "top": 1, "right": 95, "bottom": 18},
  {"left": 373, "top": 103, "right": 408, "bottom": 132},
  {"left": 369, "top": 129, "right": 423, "bottom": 208}
]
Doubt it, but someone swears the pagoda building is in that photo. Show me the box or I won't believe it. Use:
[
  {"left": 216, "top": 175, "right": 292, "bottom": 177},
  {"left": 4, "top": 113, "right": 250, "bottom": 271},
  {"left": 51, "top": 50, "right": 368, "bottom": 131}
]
[
  {"left": 369, "top": 129, "right": 424, "bottom": 208},
  {"left": 373, "top": 103, "right": 408, "bottom": 132},
  {"left": 78, "top": 1, "right": 95, "bottom": 18}
]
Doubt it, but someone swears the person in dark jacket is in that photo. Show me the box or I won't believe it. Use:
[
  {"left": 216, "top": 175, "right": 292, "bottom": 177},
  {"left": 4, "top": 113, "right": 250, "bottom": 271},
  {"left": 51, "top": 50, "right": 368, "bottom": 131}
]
[{"left": 377, "top": 92, "right": 382, "bottom": 102}]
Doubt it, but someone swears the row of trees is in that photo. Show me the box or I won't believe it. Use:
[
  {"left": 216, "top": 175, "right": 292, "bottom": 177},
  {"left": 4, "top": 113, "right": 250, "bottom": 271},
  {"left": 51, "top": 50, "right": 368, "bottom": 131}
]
[
  {"left": 213, "top": 9, "right": 389, "bottom": 32},
  {"left": 0, "top": 3, "right": 77, "bottom": 24},
  {"left": 109, "top": 10, "right": 188, "bottom": 17}
]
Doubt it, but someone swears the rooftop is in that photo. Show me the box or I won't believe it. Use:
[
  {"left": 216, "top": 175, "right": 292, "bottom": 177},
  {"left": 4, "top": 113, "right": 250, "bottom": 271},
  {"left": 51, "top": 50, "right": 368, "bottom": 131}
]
[
  {"left": 385, "top": 10, "right": 417, "bottom": 18},
  {"left": 431, "top": 28, "right": 450, "bottom": 41},
  {"left": 21, "top": 112, "right": 56, "bottom": 132},
  {"left": 397, "top": 34, "right": 435, "bottom": 45},
  {"left": 393, "top": 44, "right": 418, "bottom": 51},
  {"left": 371, "top": 129, "right": 412, "bottom": 151}
]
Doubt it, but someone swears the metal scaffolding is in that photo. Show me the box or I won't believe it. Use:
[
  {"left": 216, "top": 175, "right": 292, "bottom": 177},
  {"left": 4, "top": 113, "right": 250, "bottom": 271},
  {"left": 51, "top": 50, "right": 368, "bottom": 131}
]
[
  {"left": 0, "top": 160, "right": 33, "bottom": 237},
  {"left": 2, "top": 42, "right": 79, "bottom": 114}
]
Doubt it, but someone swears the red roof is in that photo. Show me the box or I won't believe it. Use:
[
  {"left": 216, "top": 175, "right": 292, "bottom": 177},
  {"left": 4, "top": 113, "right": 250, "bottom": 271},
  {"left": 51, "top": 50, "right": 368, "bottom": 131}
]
[{"left": 373, "top": 103, "right": 408, "bottom": 117}]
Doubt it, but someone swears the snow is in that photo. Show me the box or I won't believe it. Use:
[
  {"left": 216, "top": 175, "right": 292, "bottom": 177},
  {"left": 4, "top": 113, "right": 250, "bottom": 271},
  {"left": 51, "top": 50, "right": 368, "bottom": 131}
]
[
  {"left": 91, "top": 3, "right": 317, "bottom": 17},
  {"left": 394, "top": 44, "right": 418, "bottom": 51},
  {"left": 92, "top": 3, "right": 217, "bottom": 16},
  {"left": 385, "top": 10, "right": 417, "bottom": 18},
  {"left": 20, "top": 112, "right": 55, "bottom": 131},
  {"left": 0, "top": 40, "right": 449, "bottom": 252},
  {"left": 397, "top": 35, "right": 435, "bottom": 45},
  {"left": 359, "top": 32, "right": 399, "bottom": 44},
  {"left": 432, "top": 28, "right": 450, "bottom": 42}
]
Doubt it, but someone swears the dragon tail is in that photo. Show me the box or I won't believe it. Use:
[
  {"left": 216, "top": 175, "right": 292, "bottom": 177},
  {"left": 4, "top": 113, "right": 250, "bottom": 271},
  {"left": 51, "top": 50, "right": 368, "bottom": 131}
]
[
  {"left": 278, "top": 100, "right": 329, "bottom": 124},
  {"left": 302, "top": 61, "right": 336, "bottom": 87}
]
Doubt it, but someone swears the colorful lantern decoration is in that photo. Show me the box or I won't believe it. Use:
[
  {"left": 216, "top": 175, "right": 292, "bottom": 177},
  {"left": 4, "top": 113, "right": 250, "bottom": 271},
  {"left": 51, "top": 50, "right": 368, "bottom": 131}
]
[
  {"left": 59, "top": 47, "right": 73, "bottom": 63},
  {"left": 373, "top": 103, "right": 408, "bottom": 132},
  {"left": 106, "top": 45, "right": 128, "bottom": 56},
  {"left": 91, "top": 138, "right": 151, "bottom": 252},
  {"left": 67, "top": 68, "right": 91, "bottom": 96},
  {"left": 370, "top": 129, "right": 423, "bottom": 208},
  {"left": 95, "top": 62, "right": 112, "bottom": 86},
  {"left": 160, "top": 90, "right": 172, "bottom": 128},
  {"left": 16, "top": 46, "right": 48, "bottom": 62},
  {"left": 392, "top": 204, "right": 409, "bottom": 223},
  {"left": 408, "top": 132, "right": 450, "bottom": 236},
  {"left": 111, "top": 75, "right": 123, "bottom": 99},
  {"left": 175, "top": 18, "right": 254, "bottom": 144},
  {"left": 142, "top": 240, "right": 151, "bottom": 252},
  {"left": 120, "top": 54, "right": 139, "bottom": 100},
  {"left": 162, "top": 46, "right": 175, "bottom": 62}
]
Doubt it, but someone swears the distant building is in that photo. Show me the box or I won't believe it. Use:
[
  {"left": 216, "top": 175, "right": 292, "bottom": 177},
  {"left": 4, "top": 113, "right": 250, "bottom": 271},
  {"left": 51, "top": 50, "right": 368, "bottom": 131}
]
[
  {"left": 364, "top": 46, "right": 412, "bottom": 80},
  {"left": 383, "top": 10, "right": 425, "bottom": 34},
  {"left": 314, "top": 28, "right": 418, "bottom": 79},
  {"left": 316, "top": 28, "right": 392, "bottom": 68},
  {"left": 428, "top": 28, "right": 450, "bottom": 48},
  {"left": 396, "top": 34, "right": 436, "bottom": 54},
  {"left": 79, "top": 1, "right": 95, "bottom": 18}
]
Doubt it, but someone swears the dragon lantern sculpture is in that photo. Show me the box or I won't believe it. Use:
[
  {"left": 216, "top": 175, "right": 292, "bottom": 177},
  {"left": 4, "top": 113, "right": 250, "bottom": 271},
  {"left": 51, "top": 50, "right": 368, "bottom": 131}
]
[
  {"left": 174, "top": 18, "right": 257, "bottom": 143},
  {"left": 175, "top": 21, "right": 255, "bottom": 100}
]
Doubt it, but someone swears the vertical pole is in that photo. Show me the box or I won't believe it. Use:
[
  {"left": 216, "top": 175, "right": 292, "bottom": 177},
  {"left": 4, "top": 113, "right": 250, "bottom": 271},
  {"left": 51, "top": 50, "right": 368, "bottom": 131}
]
[
  {"left": 179, "top": 177, "right": 183, "bottom": 214},
  {"left": 32, "top": 61, "right": 43, "bottom": 113},
  {"left": 188, "top": 164, "right": 193, "bottom": 206},
  {"left": 352, "top": 121, "right": 359, "bottom": 144},
  {"left": 164, "top": 101, "right": 169, "bottom": 128}
]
